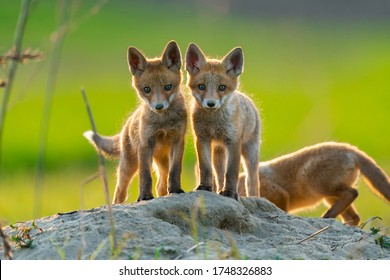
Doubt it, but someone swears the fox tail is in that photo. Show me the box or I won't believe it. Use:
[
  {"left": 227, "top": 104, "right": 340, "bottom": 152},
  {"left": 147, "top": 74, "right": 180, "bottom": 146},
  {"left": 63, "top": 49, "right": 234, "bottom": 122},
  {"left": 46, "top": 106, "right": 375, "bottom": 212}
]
[
  {"left": 357, "top": 150, "right": 390, "bottom": 202},
  {"left": 83, "top": 130, "right": 121, "bottom": 159}
]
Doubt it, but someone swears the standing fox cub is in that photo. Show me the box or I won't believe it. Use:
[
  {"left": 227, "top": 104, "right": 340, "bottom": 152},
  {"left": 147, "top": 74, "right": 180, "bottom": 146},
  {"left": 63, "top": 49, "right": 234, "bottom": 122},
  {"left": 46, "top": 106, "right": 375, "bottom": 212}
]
[
  {"left": 238, "top": 142, "right": 390, "bottom": 225},
  {"left": 186, "top": 43, "right": 261, "bottom": 200},
  {"left": 84, "top": 41, "right": 187, "bottom": 203}
]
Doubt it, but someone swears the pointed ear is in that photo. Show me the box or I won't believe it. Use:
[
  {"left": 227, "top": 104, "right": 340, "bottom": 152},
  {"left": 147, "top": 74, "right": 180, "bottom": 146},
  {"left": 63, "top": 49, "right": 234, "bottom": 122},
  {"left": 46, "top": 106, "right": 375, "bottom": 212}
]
[
  {"left": 161, "top": 41, "right": 182, "bottom": 72},
  {"left": 185, "top": 43, "right": 207, "bottom": 75},
  {"left": 222, "top": 47, "right": 243, "bottom": 77},
  {"left": 128, "top": 46, "right": 148, "bottom": 76}
]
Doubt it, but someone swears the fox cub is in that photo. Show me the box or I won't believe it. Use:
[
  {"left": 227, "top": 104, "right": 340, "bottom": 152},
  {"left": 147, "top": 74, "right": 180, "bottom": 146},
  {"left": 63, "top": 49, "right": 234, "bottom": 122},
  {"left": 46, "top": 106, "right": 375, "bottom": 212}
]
[
  {"left": 238, "top": 142, "right": 390, "bottom": 225},
  {"left": 185, "top": 43, "right": 261, "bottom": 200},
  {"left": 84, "top": 41, "right": 187, "bottom": 203}
]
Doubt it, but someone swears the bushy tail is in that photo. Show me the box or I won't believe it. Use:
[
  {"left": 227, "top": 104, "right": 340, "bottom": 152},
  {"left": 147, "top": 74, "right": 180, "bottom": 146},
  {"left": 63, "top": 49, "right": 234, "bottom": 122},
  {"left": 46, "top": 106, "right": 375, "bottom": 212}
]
[
  {"left": 357, "top": 150, "right": 390, "bottom": 202},
  {"left": 83, "top": 130, "right": 121, "bottom": 159}
]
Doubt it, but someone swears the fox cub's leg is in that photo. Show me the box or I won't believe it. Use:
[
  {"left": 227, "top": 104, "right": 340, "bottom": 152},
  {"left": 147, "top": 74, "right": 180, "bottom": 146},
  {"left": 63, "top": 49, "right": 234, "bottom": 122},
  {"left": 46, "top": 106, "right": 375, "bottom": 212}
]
[
  {"left": 153, "top": 153, "right": 169, "bottom": 197},
  {"left": 324, "top": 197, "right": 360, "bottom": 226},
  {"left": 137, "top": 144, "right": 155, "bottom": 201},
  {"left": 168, "top": 137, "right": 185, "bottom": 194},
  {"left": 196, "top": 138, "right": 213, "bottom": 192},
  {"left": 237, "top": 173, "right": 246, "bottom": 196},
  {"left": 113, "top": 151, "right": 138, "bottom": 204},
  {"left": 322, "top": 185, "right": 358, "bottom": 222},
  {"left": 219, "top": 142, "right": 241, "bottom": 200},
  {"left": 340, "top": 205, "right": 360, "bottom": 226},
  {"left": 212, "top": 146, "right": 226, "bottom": 193},
  {"left": 261, "top": 184, "right": 289, "bottom": 211},
  {"left": 242, "top": 141, "right": 260, "bottom": 196}
]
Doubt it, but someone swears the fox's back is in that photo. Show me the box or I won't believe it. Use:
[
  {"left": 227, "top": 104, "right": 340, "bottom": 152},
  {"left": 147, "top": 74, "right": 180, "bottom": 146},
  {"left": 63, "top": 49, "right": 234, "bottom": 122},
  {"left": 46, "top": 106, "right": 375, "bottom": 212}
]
[{"left": 261, "top": 142, "right": 360, "bottom": 195}]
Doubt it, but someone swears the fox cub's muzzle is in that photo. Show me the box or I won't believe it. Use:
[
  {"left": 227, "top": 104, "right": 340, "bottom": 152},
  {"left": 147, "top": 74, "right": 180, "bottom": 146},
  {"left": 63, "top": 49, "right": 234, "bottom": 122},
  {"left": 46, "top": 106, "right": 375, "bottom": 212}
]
[
  {"left": 155, "top": 103, "right": 164, "bottom": 111},
  {"left": 150, "top": 100, "right": 170, "bottom": 112},
  {"left": 202, "top": 98, "right": 221, "bottom": 110}
]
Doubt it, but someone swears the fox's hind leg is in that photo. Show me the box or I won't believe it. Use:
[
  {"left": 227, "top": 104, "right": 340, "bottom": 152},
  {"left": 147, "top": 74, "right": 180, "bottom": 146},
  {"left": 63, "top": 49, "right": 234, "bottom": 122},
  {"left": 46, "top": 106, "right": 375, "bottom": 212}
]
[
  {"left": 212, "top": 145, "right": 226, "bottom": 193},
  {"left": 113, "top": 152, "right": 138, "bottom": 204},
  {"left": 237, "top": 173, "right": 246, "bottom": 196},
  {"left": 322, "top": 185, "right": 358, "bottom": 222},
  {"left": 168, "top": 136, "right": 185, "bottom": 195},
  {"left": 242, "top": 141, "right": 260, "bottom": 196},
  {"left": 195, "top": 138, "right": 213, "bottom": 192},
  {"left": 138, "top": 145, "right": 155, "bottom": 201},
  {"left": 340, "top": 205, "right": 360, "bottom": 226},
  {"left": 219, "top": 141, "right": 241, "bottom": 200},
  {"left": 153, "top": 152, "right": 169, "bottom": 197},
  {"left": 324, "top": 198, "right": 360, "bottom": 226},
  {"left": 261, "top": 184, "right": 289, "bottom": 211}
]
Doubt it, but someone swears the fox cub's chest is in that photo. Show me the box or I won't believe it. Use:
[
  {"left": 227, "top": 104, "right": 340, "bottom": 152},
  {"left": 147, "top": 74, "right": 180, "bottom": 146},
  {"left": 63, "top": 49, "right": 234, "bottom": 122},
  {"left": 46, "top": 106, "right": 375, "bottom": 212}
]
[
  {"left": 144, "top": 109, "right": 186, "bottom": 140},
  {"left": 193, "top": 109, "right": 237, "bottom": 142}
]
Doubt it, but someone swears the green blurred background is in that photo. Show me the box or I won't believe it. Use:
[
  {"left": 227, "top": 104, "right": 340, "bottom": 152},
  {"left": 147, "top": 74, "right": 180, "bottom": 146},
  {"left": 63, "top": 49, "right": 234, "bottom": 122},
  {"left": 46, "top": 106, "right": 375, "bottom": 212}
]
[{"left": 0, "top": 0, "right": 389, "bottom": 226}]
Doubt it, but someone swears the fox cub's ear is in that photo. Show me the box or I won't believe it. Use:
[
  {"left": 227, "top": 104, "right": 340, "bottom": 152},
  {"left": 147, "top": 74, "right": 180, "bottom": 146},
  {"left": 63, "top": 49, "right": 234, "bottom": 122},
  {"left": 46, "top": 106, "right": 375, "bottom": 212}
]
[
  {"left": 162, "top": 41, "right": 182, "bottom": 72},
  {"left": 222, "top": 47, "right": 243, "bottom": 77},
  {"left": 128, "top": 47, "right": 148, "bottom": 76},
  {"left": 185, "top": 43, "right": 207, "bottom": 75}
]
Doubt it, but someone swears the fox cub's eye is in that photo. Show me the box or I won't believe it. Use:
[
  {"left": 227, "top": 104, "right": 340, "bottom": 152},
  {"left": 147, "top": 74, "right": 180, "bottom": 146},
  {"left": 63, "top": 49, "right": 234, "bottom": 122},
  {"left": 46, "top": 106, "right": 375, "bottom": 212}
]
[
  {"left": 143, "top": 87, "right": 151, "bottom": 94},
  {"left": 219, "top": 85, "right": 226, "bottom": 91},
  {"left": 164, "top": 84, "right": 172, "bottom": 91},
  {"left": 198, "top": 84, "right": 206, "bottom": 90}
]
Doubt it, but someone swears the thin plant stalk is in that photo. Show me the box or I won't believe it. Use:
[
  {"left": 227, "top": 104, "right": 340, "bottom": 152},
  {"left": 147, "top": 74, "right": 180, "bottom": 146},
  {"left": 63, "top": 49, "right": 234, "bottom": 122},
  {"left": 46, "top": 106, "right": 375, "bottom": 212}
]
[
  {"left": 0, "top": 0, "right": 32, "bottom": 167},
  {"left": 34, "top": 0, "right": 71, "bottom": 217},
  {"left": 80, "top": 87, "right": 117, "bottom": 251}
]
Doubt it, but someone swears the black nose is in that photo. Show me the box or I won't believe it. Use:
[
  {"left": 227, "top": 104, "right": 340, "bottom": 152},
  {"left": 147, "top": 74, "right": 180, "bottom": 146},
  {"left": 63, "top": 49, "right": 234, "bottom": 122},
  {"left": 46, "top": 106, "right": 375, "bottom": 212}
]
[
  {"left": 155, "top": 104, "right": 164, "bottom": 110},
  {"left": 207, "top": 101, "right": 215, "bottom": 107}
]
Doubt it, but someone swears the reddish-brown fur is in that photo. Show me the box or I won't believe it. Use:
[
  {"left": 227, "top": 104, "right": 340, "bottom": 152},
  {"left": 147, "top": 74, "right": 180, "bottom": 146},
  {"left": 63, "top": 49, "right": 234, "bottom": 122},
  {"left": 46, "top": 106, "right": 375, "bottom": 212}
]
[
  {"left": 186, "top": 43, "right": 261, "bottom": 200},
  {"left": 238, "top": 142, "right": 390, "bottom": 225},
  {"left": 84, "top": 41, "right": 187, "bottom": 203}
]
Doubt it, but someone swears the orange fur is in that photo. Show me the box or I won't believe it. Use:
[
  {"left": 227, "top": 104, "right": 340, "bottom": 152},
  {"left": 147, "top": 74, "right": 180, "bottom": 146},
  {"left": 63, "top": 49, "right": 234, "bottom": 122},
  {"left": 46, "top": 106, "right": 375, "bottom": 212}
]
[
  {"left": 84, "top": 41, "right": 187, "bottom": 203},
  {"left": 238, "top": 142, "right": 390, "bottom": 225},
  {"left": 186, "top": 43, "right": 261, "bottom": 199}
]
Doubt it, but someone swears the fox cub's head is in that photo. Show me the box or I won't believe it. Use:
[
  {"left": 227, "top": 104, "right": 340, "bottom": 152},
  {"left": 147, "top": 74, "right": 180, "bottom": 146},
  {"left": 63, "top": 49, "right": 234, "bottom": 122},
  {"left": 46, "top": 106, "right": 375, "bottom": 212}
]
[
  {"left": 128, "top": 41, "right": 182, "bottom": 112},
  {"left": 185, "top": 43, "right": 243, "bottom": 110}
]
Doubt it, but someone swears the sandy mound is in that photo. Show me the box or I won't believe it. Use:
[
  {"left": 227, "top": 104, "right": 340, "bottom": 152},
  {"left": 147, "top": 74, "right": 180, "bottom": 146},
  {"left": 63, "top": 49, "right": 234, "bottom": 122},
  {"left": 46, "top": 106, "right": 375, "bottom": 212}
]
[{"left": 1, "top": 191, "right": 389, "bottom": 259}]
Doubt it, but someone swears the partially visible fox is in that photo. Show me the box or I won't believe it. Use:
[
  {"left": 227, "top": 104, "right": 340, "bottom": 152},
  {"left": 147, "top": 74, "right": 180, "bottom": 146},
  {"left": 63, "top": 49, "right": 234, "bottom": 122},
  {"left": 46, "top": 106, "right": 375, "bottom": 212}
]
[
  {"left": 84, "top": 41, "right": 187, "bottom": 203},
  {"left": 238, "top": 142, "right": 390, "bottom": 225},
  {"left": 185, "top": 43, "right": 261, "bottom": 199}
]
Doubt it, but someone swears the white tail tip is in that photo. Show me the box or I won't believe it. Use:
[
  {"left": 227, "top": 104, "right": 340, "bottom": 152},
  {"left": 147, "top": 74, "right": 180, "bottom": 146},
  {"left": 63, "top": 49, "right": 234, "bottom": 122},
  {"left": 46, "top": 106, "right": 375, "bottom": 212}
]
[{"left": 83, "top": 130, "right": 95, "bottom": 143}]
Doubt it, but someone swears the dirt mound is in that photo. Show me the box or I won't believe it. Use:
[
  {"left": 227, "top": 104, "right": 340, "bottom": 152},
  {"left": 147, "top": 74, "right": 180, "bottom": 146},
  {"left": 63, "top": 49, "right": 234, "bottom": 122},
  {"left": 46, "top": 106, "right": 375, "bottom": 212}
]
[{"left": 1, "top": 191, "right": 388, "bottom": 259}]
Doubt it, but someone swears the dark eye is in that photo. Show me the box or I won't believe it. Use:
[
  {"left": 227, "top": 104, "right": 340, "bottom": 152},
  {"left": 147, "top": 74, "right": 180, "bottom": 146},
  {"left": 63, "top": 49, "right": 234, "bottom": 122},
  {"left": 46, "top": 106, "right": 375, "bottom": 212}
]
[
  {"left": 198, "top": 84, "right": 206, "bottom": 90},
  {"left": 219, "top": 85, "right": 226, "bottom": 91},
  {"left": 143, "top": 87, "right": 151, "bottom": 94},
  {"left": 164, "top": 84, "right": 172, "bottom": 91}
]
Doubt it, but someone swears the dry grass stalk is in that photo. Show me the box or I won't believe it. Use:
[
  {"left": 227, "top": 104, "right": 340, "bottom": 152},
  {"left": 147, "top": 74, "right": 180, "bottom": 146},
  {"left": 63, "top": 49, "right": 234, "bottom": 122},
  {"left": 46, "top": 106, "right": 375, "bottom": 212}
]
[
  {"left": 296, "top": 225, "right": 331, "bottom": 245},
  {"left": 0, "top": 48, "right": 42, "bottom": 65},
  {"left": 0, "top": 0, "right": 32, "bottom": 166},
  {"left": 80, "top": 87, "right": 117, "bottom": 251},
  {"left": 35, "top": 0, "right": 72, "bottom": 218}
]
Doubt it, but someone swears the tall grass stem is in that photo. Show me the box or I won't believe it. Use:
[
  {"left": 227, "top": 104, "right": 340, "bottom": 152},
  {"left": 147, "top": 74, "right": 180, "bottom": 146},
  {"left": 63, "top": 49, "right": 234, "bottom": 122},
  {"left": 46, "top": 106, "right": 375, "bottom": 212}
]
[
  {"left": 34, "top": 0, "right": 71, "bottom": 218},
  {"left": 80, "top": 87, "right": 117, "bottom": 251},
  {"left": 0, "top": 0, "right": 32, "bottom": 167}
]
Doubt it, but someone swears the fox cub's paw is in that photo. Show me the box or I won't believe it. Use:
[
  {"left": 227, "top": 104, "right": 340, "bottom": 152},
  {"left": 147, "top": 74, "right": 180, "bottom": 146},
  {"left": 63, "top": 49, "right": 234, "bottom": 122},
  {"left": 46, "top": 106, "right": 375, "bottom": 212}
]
[
  {"left": 169, "top": 188, "right": 185, "bottom": 194},
  {"left": 196, "top": 185, "right": 212, "bottom": 192},
  {"left": 137, "top": 194, "right": 154, "bottom": 202},
  {"left": 219, "top": 189, "right": 238, "bottom": 200}
]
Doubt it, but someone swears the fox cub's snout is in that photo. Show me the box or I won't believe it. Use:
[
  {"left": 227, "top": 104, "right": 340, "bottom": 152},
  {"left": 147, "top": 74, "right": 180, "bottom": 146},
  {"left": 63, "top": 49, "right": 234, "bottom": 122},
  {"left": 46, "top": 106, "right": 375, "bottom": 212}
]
[
  {"left": 128, "top": 41, "right": 182, "bottom": 113},
  {"left": 186, "top": 43, "right": 243, "bottom": 111}
]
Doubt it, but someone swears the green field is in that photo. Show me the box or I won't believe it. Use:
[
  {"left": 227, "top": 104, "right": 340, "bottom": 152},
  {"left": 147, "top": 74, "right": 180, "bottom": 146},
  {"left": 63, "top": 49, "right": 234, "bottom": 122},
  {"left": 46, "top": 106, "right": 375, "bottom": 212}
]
[{"left": 1, "top": 1, "right": 390, "bottom": 227}]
